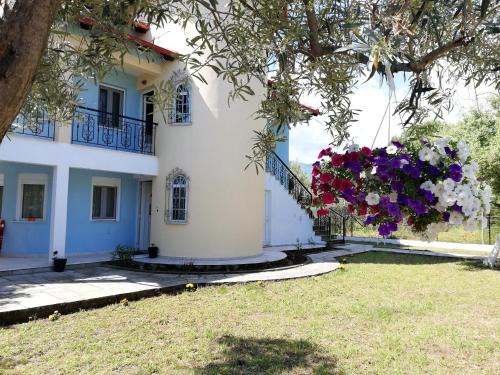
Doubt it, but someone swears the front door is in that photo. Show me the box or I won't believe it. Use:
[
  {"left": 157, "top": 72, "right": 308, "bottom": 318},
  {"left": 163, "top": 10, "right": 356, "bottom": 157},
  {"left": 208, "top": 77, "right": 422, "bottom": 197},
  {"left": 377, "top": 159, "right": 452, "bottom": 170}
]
[{"left": 138, "top": 181, "right": 152, "bottom": 251}]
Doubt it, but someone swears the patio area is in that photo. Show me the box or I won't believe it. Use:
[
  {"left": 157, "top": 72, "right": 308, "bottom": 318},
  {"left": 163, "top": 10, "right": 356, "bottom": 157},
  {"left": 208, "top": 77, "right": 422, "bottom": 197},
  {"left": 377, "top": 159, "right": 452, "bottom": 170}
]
[{"left": 0, "top": 252, "right": 116, "bottom": 274}]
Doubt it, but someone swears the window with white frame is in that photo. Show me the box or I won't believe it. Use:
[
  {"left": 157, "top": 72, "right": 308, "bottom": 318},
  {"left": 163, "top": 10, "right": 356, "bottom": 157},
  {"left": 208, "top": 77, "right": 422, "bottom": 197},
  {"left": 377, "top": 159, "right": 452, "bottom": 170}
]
[
  {"left": 91, "top": 177, "right": 121, "bottom": 220},
  {"left": 166, "top": 168, "right": 189, "bottom": 223},
  {"left": 16, "top": 173, "right": 48, "bottom": 221},
  {"left": 171, "top": 83, "right": 191, "bottom": 124}
]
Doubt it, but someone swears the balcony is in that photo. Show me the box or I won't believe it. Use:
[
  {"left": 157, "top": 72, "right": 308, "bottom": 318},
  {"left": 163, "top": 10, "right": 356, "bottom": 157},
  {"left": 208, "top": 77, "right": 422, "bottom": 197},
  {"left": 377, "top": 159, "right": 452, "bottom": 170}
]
[
  {"left": 11, "top": 112, "right": 55, "bottom": 140},
  {"left": 71, "top": 107, "right": 157, "bottom": 155}
]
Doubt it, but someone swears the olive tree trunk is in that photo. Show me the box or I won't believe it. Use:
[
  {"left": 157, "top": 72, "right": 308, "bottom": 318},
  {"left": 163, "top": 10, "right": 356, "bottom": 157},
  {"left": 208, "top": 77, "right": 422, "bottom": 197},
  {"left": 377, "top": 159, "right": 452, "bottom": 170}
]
[{"left": 0, "top": 0, "right": 61, "bottom": 142}]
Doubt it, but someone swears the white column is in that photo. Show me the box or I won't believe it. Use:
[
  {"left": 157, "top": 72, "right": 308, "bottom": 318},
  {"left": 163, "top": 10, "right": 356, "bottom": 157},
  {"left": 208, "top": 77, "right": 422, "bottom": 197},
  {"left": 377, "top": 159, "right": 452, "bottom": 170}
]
[{"left": 49, "top": 165, "right": 70, "bottom": 260}]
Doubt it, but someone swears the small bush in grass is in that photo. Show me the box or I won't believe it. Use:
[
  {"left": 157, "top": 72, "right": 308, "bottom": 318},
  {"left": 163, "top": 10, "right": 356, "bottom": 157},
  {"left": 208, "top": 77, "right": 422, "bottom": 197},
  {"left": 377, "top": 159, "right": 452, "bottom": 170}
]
[{"left": 111, "top": 245, "right": 136, "bottom": 266}]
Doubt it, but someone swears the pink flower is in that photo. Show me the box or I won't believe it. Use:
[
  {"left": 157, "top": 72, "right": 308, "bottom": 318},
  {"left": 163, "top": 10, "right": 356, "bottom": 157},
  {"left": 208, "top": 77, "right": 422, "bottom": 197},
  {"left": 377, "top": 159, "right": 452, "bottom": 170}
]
[
  {"left": 331, "top": 154, "right": 344, "bottom": 167},
  {"left": 345, "top": 152, "right": 359, "bottom": 162},
  {"left": 321, "top": 192, "right": 335, "bottom": 204},
  {"left": 317, "top": 208, "right": 329, "bottom": 216},
  {"left": 317, "top": 147, "right": 332, "bottom": 159},
  {"left": 319, "top": 173, "right": 333, "bottom": 183},
  {"left": 361, "top": 147, "right": 372, "bottom": 157}
]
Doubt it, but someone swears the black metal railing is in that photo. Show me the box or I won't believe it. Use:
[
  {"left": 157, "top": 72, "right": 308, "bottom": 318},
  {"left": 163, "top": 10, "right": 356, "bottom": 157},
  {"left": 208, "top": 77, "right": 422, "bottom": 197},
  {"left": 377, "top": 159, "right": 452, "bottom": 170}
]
[
  {"left": 71, "top": 106, "right": 157, "bottom": 155},
  {"left": 10, "top": 112, "right": 55, "bottom": 140},
  {"left": 266, "top": 151, "right": 347, "bottom": 243},
  {"left": 266, "top": 151, "right": 312, "bottom": 208}
]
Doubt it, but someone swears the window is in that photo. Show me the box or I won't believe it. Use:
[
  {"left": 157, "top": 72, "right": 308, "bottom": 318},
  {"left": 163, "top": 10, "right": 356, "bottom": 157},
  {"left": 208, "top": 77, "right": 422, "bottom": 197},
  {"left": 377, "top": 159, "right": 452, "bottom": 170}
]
[
  {"left": 91, "top": 177, "right": 121, "bottom": 221},
  {"left": 16, "top": 174, "right": 48, "bottom": 221},
  {"left": 98, "top": 85, "right": 124, "bottom": 128},
  {"left": 171, "top": 84, "right": 191, "bottom": 124},
  {"left": 166, "top": 169, "right": 189, "bottom": 223}
]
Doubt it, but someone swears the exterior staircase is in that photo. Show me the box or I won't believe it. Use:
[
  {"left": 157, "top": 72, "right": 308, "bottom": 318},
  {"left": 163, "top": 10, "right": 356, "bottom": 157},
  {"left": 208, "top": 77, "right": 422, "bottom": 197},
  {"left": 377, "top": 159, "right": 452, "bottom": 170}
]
[{"left": 265, "top": 151, "right": 347, "bottom": 249}]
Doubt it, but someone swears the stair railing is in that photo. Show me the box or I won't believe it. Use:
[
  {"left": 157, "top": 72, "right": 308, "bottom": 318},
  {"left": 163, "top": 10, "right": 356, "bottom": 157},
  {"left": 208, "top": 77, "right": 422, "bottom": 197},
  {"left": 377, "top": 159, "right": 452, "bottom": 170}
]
[{"left": 266, "top": 151, "right": 347, "bottom": 243}]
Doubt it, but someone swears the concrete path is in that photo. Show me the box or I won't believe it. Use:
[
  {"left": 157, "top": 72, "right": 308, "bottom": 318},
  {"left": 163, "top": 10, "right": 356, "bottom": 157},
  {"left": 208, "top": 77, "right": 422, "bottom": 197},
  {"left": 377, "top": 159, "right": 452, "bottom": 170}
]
[{"left": 0, "top": 244, "right": 490, "bottom": 325}]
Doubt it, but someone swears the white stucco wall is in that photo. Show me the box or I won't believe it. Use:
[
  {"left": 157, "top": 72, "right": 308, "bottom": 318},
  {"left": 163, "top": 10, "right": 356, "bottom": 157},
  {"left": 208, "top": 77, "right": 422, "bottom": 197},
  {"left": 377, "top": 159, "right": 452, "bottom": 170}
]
[
  {"left": 264, "top": 174, "right": 322, "bottom": 247},
  {"left": 143, "top": 23, "right": 266, "bottom": 259}
]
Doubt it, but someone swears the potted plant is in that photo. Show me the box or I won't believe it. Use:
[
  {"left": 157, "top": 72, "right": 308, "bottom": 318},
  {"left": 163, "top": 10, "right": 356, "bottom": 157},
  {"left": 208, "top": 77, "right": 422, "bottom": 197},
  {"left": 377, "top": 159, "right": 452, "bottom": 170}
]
[
  {"left": 52, "top": 251, "right": 67, "bottom": 272},
  {"left": 148, "top": 243, "right": 159, "bottom": 258}
]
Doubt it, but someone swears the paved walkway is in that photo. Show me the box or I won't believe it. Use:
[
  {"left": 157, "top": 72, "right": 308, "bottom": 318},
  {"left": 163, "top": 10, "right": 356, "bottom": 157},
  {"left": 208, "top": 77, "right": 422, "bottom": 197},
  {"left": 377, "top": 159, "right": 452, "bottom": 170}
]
[{"left": 0, "top": 244, "right": 490, "bottom": 325}]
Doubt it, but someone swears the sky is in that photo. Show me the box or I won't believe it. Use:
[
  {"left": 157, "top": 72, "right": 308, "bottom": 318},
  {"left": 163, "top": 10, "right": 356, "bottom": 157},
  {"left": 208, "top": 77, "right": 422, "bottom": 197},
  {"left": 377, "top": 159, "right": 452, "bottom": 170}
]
[{"left": 289, "top": 75, "right": 496, "bottom": 165}]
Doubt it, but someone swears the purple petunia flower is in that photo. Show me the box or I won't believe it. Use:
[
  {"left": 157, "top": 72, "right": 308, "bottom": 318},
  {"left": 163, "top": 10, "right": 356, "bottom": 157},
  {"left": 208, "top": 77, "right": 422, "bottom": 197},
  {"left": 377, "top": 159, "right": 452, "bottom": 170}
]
[
  {"left": 391, "top": 181, "right": 404, "bottom": 193},
  {"left": 449, "top": 163, "right": 462, "bottom": 173},
  {"left": 427, "top": 165, "right": 441, "bottom": 176},
  {"left": 364, "top": 215, "right": 377, "bottom": 226},
  {"left": 443, "top": 212, "right": 450, "bottom": 222},
  {"left": 392, "top": 141, "right": 405, "bottom": 149},
  {"left": 388, "top": 221, "right": 398, "bottom": 232},
  {"left": 410, "top": 167, "right": 421, "bottom": 179},
  {"left": 390, "top": 158, "right": 401, "bottom": 169},
  {"left": 397, "top": 194, "right": 409, "bottom": 205},
  {"left": 375, "top": 157, "right": 388, "bottom": 167},
  {"left": 346, "top": 162, "right": 362, "bottom": 173},
  {"left": 387, "top": 203, "right": 400, "bottom": 216},
  {"left": 379, "top": 196, "right": 391, "bottom": 208},
  {"left": 402, "top": 164, "right": 413, "bottom": 174},
  {"left": 400, "top": 153, "right": 411, "bottom": 161},
  {"left": 378, "top": 223, "right": 391, "bottom": 237}
]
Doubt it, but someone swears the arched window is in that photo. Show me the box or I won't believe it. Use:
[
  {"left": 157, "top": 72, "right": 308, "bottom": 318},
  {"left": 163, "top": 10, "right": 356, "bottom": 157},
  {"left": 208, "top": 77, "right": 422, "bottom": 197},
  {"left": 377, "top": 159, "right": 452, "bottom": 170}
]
[
  {"left": 166, "top": 168, "right": 189, "bottom": 223},
  {"left": 172, "top": 84, "right": 191, "bottom": 124}
]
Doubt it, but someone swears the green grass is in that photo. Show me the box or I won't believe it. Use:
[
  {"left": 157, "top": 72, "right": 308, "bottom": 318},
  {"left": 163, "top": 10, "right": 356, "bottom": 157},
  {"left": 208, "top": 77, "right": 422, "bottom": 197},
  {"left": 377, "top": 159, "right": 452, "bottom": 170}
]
[
  {"left": 1, "top": 253, "right": 499, "bottom": 374},
  {"left": 351, "top": 222, "right": 500, "bottom": 245}
]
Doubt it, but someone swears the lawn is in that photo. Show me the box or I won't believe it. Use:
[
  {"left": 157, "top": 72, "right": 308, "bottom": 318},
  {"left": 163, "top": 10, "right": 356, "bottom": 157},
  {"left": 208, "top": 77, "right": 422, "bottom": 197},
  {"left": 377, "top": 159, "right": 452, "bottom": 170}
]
[
  {"left": 350, "top": 221, "right": 500, "bottom": 245},
  {"left": 1, "top": 252, "right": 499, "bottom": 374}
]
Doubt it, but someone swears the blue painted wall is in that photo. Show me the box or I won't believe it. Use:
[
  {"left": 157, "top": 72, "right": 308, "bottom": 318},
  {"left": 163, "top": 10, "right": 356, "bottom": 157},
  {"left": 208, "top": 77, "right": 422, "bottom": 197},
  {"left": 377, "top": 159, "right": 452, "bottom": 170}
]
[
  {"left": 79, "top": 70, "right": 142, "bottom": 119},
  {"left": 0, "top": 162, "right": 53, "bottom": 255},
  {"left": 66, "top": 169, "right": 138, "bottom": 253},
  {"left": 274, "top": 124, "right": 290, "bottom": 165}
]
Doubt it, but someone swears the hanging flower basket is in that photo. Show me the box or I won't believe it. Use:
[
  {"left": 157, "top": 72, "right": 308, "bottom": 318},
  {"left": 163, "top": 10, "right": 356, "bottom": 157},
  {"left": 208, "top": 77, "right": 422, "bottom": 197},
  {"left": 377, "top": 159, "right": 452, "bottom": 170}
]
[{"left": 312, "top": 138, "right": 492, "bottom": 240}]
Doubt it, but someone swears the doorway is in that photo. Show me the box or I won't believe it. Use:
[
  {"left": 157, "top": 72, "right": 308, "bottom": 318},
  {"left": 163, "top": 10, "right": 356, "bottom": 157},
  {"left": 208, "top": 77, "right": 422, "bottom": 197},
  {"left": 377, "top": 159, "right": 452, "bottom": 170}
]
[
  {"left": 138, "top": 181, "right": 152, "bottom": 251},
  {"left": 142, "top": 91, "right": 155, "bottom": 151},
  {"left": 264, "top": 190, "right": 271, "bottom": 246}
]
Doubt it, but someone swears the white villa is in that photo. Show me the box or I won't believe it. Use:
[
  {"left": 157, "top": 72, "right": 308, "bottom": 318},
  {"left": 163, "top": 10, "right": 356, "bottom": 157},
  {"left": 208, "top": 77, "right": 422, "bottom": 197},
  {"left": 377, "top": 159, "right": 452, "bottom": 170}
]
[{"left": 0, "top": 18, "right": 327, "bottom": 263}]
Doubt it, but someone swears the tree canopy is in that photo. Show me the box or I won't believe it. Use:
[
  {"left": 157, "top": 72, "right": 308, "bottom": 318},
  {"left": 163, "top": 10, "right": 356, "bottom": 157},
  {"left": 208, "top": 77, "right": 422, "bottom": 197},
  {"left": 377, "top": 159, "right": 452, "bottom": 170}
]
[
  {"left": 400, "top": 95, "right": 500, "bottom": 210},
  {"left": 0, "top": 1, "right": 499, "bottom": 153}
]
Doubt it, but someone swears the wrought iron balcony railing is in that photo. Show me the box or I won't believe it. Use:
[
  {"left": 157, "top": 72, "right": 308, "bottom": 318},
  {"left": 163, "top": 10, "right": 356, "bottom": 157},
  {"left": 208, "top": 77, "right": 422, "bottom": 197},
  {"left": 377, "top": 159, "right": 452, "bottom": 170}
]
[
  {"left": 10, "top": 112, "right": 55, "bottom": 140},
  {"left": 71, "top": 106, "right": 157, "bottom": 155}
]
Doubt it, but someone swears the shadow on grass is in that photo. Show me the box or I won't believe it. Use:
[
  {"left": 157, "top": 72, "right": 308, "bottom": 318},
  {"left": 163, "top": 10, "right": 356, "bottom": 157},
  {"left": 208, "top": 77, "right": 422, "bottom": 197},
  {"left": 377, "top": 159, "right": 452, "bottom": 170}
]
[
  {"left": 195, "top": 335, "right": 343, "bottom": 375},
  {"left": 344, "top": 251, "right": 462, "bottom": 266},
  {"left": 459, "top": 260, "right": 499, "bottom": 272}
]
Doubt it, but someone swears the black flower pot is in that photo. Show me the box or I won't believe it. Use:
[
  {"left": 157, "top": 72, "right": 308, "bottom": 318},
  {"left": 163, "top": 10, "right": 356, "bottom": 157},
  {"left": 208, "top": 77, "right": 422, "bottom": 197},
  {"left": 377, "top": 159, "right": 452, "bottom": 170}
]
[
  {"left": 148, "top": 246, "right": 159, "bottom": 258},
  {"left": 53, "top": 258, "right": 67, "bottom": 272}
]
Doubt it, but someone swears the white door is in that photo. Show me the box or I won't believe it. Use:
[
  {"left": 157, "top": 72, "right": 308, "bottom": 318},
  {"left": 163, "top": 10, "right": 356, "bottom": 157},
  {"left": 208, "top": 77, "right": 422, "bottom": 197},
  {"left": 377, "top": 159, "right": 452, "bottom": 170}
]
[
  {"left": 264, "top": 190, "right": 271, "bottom": 246},
  {"left": 138, "top": 181, "right": 152, "bottom": 250}
]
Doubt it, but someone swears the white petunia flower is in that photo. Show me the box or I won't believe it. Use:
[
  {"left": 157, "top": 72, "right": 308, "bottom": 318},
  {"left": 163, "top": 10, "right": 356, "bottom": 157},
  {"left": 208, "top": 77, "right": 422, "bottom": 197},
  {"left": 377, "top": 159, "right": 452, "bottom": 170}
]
[
  {"left": 457, "top": 140, "right": 470, "bottom": 163},
  {"left": 463, "top": 218, "right": 478, "bottom": 231},
  {"left": 347, "top": 143, "right": 360, "bottom": 152},
  {"left": 386, "top": 145, "right": 398, "bottom": 155},
  {"left": 418, "top": 147, "right": 434, "bottom": 162},
  {"left": 420, "top": 181, "right": 436, "bottom": 193},
  {"left": 400, "top": 159, "right": 409, "bottom": 166},
  {"left": 443, "top": 178, "right": 456, "bottom": 192},
  {"left": 449, "top": 211, "right": 464, "bottom": 225},
  {"left": 365, "top": 192, "right": 380, "bottom": 205}
]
